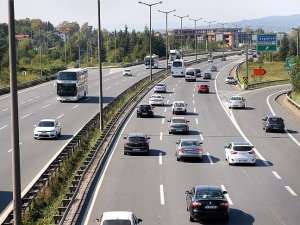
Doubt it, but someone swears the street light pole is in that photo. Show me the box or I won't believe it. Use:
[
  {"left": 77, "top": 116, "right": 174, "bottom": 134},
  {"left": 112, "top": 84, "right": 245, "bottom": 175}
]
[
  {"left": 292, "top": 28, "right": 299, "bottom": 58},
  {"left": 204, "top": 20, "right": 216, "bottom": 54},
  {"left": 139, "top": 1, "right": 162, "bottom": 81},
  {"left": 174, "top": 14, "right": 189, "bottom": 59},
  {"left": 8, "top": 0, "right": 22, "bottom": 224},
  {"left": 97, "top": 0, "right": 104, "bottom": 131},
  {"left": 189, "top": 18, "right": 202, "bottom": 62},
  {"left": 158, "top": 9, "right": 176, "bottom": 71}
]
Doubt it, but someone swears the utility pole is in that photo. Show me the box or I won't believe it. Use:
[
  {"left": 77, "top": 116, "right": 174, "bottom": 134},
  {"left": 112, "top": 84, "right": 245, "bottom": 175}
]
[
  {"left": 158, "top": 9, "right": 176, "bottom": 71},
  {"left": 139, "top": 1, "right": 163, "bottom": 81},
  {"left": 39, "top": 28, "right": 42, "bottom": 77},
  {"left": 189, "top": 18, "right": 202, "bottom": 62},
  {"left": 8, "top": 0, "right": 22, "bottom": 224},
  {"left": 174, "top": 14, "right": 189, "bottom": 59}
]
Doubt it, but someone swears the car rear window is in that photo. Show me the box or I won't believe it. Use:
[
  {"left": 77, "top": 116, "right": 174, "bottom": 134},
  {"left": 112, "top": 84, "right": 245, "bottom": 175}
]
[
  {"left": 186, "top": 71, "right": 195, "bottom": 75},
  {"left": 139, "top": 105, "right": 151, "bottom": 109},
  {"left": 196, "top": 190, "right": 223, "bottom": 199},
  {"left": 156, "top": 84, "right": 164, "bottom": 87},
  {"left": 231, "top": 97, "right": 242, "bottom": 101},
  {"left": 128, "top": 136, "right": 146, "bottom": 142},
  {"left": 172, "top": 119, "right": 186, "bottom": 123},
  {"left": 173, "top": 61, "right": 183, "bottom": 67},
  {"left": 233, "top": 146, "right": 253, "bottom": 151},
  {"left": 103, "top": 220, "right": 132, "bottom": 225},
  {"left": 269, "top": 118, "right": 283, "bottom": 123},
  {"left": 200, "top": 85, "right": 208, "bottom": 88},
  {"left": 181, "top": 141, "right": 200, "bottom": 146},
  {"left": 174, "top": 103, "right": 185, "bottom": 107}
]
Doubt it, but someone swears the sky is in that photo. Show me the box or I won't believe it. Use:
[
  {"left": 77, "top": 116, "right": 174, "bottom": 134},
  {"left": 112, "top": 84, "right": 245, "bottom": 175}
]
[{"left": 1, "top": 0, "right": 300, "bottom": 31}]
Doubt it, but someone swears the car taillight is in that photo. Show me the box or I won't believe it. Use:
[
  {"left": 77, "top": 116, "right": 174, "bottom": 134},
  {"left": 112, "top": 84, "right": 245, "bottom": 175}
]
[
  {"left": 185, "top": 125, "right": 189, "bottom": 129},
  {"left": 125, "top": 141, "right": 130, "bottom": 147},
  {"left": 196, "top": 148, "right": 202, "bottom": 153},
  {"left": 192, "top": 202, "right": 201, "bottom": 207},
  {"left": 248, "top": 150, "right": 255, "bottom": 154},
  {"left": 220, "top": 202, "right": 229, "bottom": 208},
  {"left": 137, "top": 109, "right": 141, "bottom": 112},
  {"left": 179, "top": 148, "right": 185, "bottom": 153},
  {"left": 230, "top": 150, "right": 237, "bottom": 154}
]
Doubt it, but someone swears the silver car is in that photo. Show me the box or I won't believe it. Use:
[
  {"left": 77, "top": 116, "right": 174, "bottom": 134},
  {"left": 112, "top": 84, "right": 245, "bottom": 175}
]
[
  {"left": 229, "top": 96, "right": 245, "bottom": 109},
  {"left": 153, "top": 83, "right": 167, "bottom": 93},
  {"left": 175, "top": 139, "right": 203, "bottom": 161},
  {"left": 167, "top": 117, "right": 189, "bottom": 134}
]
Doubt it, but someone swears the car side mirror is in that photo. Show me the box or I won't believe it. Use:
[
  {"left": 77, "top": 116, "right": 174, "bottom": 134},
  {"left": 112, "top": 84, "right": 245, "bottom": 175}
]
[
  {"left": 167, "top": 120, "right": 171, "bottom": 122},
  {"left": 174, "top": 142, "right": 178, "bottom": 145},
  {"left": 123, "top": 137, "right": 127, "bottom": 139},
  {"left": 187, "top": 121, "right": 190, "bottom": 122},
  {"left": 222, "top": 191, "right": 228, "bottom": 194},
  {"left": 34, "top": 125, "right": 37, "bottom": 127},
  {"left": 200, "top": 142, "right": 203, "bottom": 144},
  {"left": 185, "top": 190, "right": 190, "bottom": 194},
  {"left": 224, "top": 146, "right": 228, "bottom": 148},
  {"left": 147, "top": 137, "right": 151, "bottom": 139},
  {"left": 94, "top": 218, "right": 100, "bottom": 224},
  {"left": 137, "top": 218, "right": 143, "bottom": 223}
]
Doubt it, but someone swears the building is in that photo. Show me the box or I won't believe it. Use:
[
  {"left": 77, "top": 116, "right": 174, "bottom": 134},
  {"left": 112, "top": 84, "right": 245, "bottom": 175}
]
[
  {"left": 54, "top": 31, "right": 69, "bottom": 42},
  {"left": 15, "top": 34, "right": 30, "bottom": 43}
]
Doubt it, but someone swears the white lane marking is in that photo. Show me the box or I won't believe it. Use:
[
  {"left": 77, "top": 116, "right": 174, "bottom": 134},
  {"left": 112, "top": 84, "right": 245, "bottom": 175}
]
[
  {"left": 162, "top": 118, "right": 165, "bottom": 124},
  {"left": 106, "top": 87, "right": 111, "bottom": 90},
  {"left": 116, "top": 82, "right": 119, "bottom": 85},
  {"left": 194, "top": 107, "right": 196, "bottom": 113},
  {"left": 272, "top": 171, "right": 282, "bottom": 179},
  {"left": 122, "top": 79, "right": 127, "bottom": 82},
  {"left": 82, "top": 108, "right": 136, "bottom": 225},
  {"left": 104, "top": 79, "right": 109, "bottom": 82},
  {"left": 73, "top": 104, "right": 79, "bottom": 109},
  {"left": 2, "top": 108, "right": 8, "bottom": 112},
  {"left": 214, "top": 61, "right": 270, "bottom": 166},
  {"left": 193, "top": 100, "right": 195, "bottom": 104},
  {"left": 21, "top": 113, "right": 32, "bottom": 119},
  {"left": 28, "top": 98, "right": 33, "bottom": 102},
  {"left": 221, "top": 185, "right": 233, "bottom": 205},
  {"left": 193, "top": 94, "right": 195, "bottom": 98},
  {"left": 172, "top": 88, "right": 175, "bottom": 91},
  {"left": 42, "top": 94, "right": 47, "bottom": 96},
  {"left": 0, "top": 125, "right": 8, "bottom": 130},
  {"left": 8, "top": 142, "right": 22, "bottom": 153},
  {"left": 84, "top": 97, "right": 91, "bottom": 101},
  {"left": 49, "top": 91, "right": 53, "bottom": 94},
  {"left": 285, "top": 186, "right": 297, "bottom": 196},
  {"left": 160, "top": 132, "right": 163, "bottom": 141},
  {"left": 193, "top": 88, "right": 195, "bottom": 92},
  {"left": 41, "top": 104, "right": 50, "bottom": 109},
  {"left": 164, "top": 107, "right": 167, "bottom": 113},
  {"left": 20, "top": 101, "right": 26, "bottom": 105},
  {"left": 206, "top": 152, "right": 213, "bottom": 164},
  {"left": 175, "top": 84, "right": 178, "bottom": 87},
  {"left": 200, "top": 133, "right": 204, "bottom": 141},
  {"left": 35, "top": 96, "right": 40, "bottom": 99},
  {"left": 159, "top": 152, "right": 162, "bottom": 165},
  {"left": 56, "top": 114, "right": 64, "bottom": 119},
  {"left": 160, "top": 185, "right": 165, "bottom": 205},
  {"left": 169, "top": 94, "right": 172, "bottom": 97},
  {"left": 195, "top": 118, "right": 199, "bottom": 125},
  {"left": 166, "top": 100, "right": 169, "bottom": 104}
]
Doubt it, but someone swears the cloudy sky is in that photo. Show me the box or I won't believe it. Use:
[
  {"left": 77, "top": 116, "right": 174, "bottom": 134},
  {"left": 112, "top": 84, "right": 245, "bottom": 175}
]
[{"left": 1, "top": 0, "right": 300, "bottom": 30}]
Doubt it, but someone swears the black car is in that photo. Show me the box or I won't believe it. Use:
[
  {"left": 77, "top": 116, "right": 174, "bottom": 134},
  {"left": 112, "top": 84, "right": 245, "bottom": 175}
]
[
  {"left": 186, "top": 185, "right": 229, "bottom": 222},
  {"left": 123, "top": 133, "right": 150, "bottom": 155},
  {"left": 136, "top": 104, "right": 154, "bottom": 118},
  {"left": 195, "top": 68, "right": 202, "bottom": 77},
  {"left": 262, "top": 116, "right": 285, "bottom": 132},
  {"left": 203, "top": 72, "right": 212, "bottom": 79}
]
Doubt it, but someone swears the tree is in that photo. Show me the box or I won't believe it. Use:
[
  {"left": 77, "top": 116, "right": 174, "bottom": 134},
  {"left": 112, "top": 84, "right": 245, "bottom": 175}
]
[
  {"left": 290, "top": 58, "right": 300, "bottom": 92},
  {"left": 278, "top": 33, "right": 289, "bottom": 61},
  {"left": 0, "top": 24, "right": 8, "bottom": 78}
]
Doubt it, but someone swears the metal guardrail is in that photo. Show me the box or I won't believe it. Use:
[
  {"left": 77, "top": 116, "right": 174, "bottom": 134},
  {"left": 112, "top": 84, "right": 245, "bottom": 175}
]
[
  {"left": 286, "top": 90, "right": 300, "bottom": 109},
  {"left": 247, "top": 79, "right": 290, "bottom": 89}
]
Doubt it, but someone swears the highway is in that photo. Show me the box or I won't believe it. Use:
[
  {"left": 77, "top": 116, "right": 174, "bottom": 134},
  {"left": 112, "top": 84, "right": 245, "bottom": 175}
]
[
  {"left": 78, "top": 56, "right": 300, "bottom": 225},
  {"left": 0, "top": 54, "right": 206, "bottom": 218}
]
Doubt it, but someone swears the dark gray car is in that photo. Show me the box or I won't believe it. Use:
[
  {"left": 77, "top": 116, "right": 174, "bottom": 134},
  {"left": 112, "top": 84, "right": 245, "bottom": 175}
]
[{"left": 167, "top": 117, "right": 189, "bottom": 134}]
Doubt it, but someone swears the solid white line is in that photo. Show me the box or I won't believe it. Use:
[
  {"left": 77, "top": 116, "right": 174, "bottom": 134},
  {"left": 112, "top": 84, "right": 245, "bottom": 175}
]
[
  {"left": 195, "top": 118, "right": 199, "bottom": 125},
  {"left": 272, "top": 171, "right": 282, "bottom": 179},
  {"left": 41, "top": 104, "right": 50, "bottom": 109},
  {"left": 164, "top": 107, "right": 167, "bottom": 113},
  {"left": 162, "top": 118, "right": 165, "bottom": 124},
  {"left": 206, "top": 152, "right": 213, "bottom": 164},
  {"left": 285, "top": 186, "right": 297, "bottom": 196},
  {"left": 56, "top": 114, "right": 64, "bottom": 119},
  {"left": 193, "top": 100, "right": 195, "bottom": 104},
  {"left": 73, "top": 104, "right": 79, "bottom": 109},
  {"left": 160, "top": 132, "right": 163, "bottom": 141},
  {"left": 221, "top": 185, "right": 233, "bottom": 205},
  {"left": 200, "top": 133, "right": 204, "bottom": 141},
  {"left": 194, "top": 107, "right": 196, "bottom": 113},
  {"left": 8, "top": 142, "right": 22, "bottom": 153},
  {"left": 2, "top": 108, "right": 8, "bottom": 112},
  {"left": 0, "top": 125, "right": 8, "bottom": 130},
  {"left": 21, "top": 113, "right": 32, "bottom": 119},
  {"left": 160, "top": 185, "right": 165, "bottom": 205},
  {"left": 159, "top": 152, "right": 162, "bottom": 165}
]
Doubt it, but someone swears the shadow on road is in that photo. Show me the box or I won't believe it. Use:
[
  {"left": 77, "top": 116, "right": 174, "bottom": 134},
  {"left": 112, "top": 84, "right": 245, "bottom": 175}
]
[{"left": 0, "top": 191, "right": 12, "bottom": 214}]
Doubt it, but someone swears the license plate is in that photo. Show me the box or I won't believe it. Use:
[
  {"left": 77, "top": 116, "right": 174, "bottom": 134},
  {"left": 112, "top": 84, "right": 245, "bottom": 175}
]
[
  {"left": 176, "top": 129, "right": 183, "bottom": 132},
  {"left": 205, "top": 206, "right": 217, "bottom": 209},
  {"left": 142, "top": 113, "right": 147, "bottom": 115},
  {"left": 132, "top": 149, "right": 140, "bottom": 151}
]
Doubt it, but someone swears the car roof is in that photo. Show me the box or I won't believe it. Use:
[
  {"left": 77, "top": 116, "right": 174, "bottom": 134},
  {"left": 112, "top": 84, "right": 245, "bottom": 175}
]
[
  {"left": 155, "top": 83, "right": 165, "bottom": 85},
  {"left": 40, "top": 119, "right": 56, "bottom": 122},
  {"left": 231, "top": 141, "right": 252, "bottom": 146},
  {"left": 172, "top": 116, "right": 185, "bottom": 119},
  {"left": 195, "top": 185, "right": 222, "bottom": 191},
  {"left": 180, "top": 138, "right": 200, "bottom": 142},
  {"left": 186, "top": 67, "right": 195, "bottom": 70},
  {"left": 267, "top": 116, "right": 283, "bottom": 119},
  {"left": 138, "top": 104, "right": 151, "bottom": 106},
  {"left": 127, "top": 133, "right": 147, "bottom": 137},
  {"left": 102, "top": 211, "right": 133, "bottom": 220},
  {"left": 173, "top": 100, "right": 185, "bottom": 103},
  {"left": 151, "top": 94, "right": 162, "bottom": 97}
]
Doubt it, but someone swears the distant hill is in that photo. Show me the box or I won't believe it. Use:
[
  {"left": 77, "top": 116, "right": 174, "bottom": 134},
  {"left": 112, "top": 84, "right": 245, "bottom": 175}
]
[{"left": 228, "top": 14, "right": 300, "bottom": 33}]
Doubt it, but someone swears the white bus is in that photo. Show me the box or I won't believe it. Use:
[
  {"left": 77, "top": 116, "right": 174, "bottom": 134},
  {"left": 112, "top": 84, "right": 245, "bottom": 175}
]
[
  {"left": 56, "top": 68, "right": 88, "bottom": 102},
  {"left": 171, "top": 59, "right": 185, "bottom": 77},
  {"left": 144, "top": 54, "right": 159, "bottom": 69}
]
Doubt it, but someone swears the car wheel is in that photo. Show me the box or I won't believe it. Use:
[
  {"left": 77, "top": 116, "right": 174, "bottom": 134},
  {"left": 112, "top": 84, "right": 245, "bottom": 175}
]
[
  {"left": 223, "top": 215, "right": 229, "bottom": 222},
  {"left": 189, "top": 215, "right": 195, "bottom": 222},
  {"left": 176, "top": 156, "right": 180, "bottom": 161},
  {"left": 198, "top": 91, "right": 200, "bottom": 94},
  {"left": 34, "top": 137, "right": 37, "bottom": 139},
  {"left": 124, "top": 151, "right": 128, "bottom": 155}
]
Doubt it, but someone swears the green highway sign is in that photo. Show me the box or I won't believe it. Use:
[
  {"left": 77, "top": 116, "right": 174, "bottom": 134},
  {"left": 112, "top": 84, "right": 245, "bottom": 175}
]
[
  {"left": 285, "top": 57, "right": 294, "bottom": 71},
  {"left": 257, "top": 34, "right": 277, "bottom": 52}
]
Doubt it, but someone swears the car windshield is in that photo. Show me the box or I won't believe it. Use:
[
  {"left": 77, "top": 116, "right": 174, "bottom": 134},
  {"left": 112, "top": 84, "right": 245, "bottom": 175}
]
[
  {"left": 38, "top": 121, "right": 54, "bottom": 127},
  {"left": 231, "top": 97, "right": 242, "bottom": 101},
  {"left": 124, "top": 70, "right": 130, "bottom": 72},
  {"left": 156, "top": 84, "right": 164, "bottom": 87},
  {"left": 128, "top": 136, "right": 146, "bottom": 142},
  {"left": 152, "top": 95, "right": 162, "bottom": 99},
  {"left": 103, "top": 220, "right": 132, "bottom": 225},
  {"left": 172, "top": 118, "right": 186, "bottom": 123},
  {"left": 186, "top": 71, "right": 194, "bottom": 75},
  {"left": 233, "top": 146, "right": 253, "bottom": 151},
  {"left": 174, "top": 103, "right": 185, "bottom": 107},
  {"left": 173, "top": 61, "right": 183, "bottom": 67},
  {"left": 269, "top": 118, "right": 283, "bottom": 123},
  {"left": 181, "top": 140, "right": 199, "bottom": 146},
  {"left": 227, "top": 77, "right": 234, "bottom": 79},
  {"left": 196, "top": 190, "right": 224, "bottom": 199}
]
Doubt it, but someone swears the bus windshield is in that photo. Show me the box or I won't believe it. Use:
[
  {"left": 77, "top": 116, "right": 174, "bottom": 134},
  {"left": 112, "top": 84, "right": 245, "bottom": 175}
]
[{"left": 57, "top": 72, "right": 77, "bottom": 81}]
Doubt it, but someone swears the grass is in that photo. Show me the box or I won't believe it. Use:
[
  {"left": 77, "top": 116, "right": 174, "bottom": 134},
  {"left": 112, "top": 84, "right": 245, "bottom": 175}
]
[
  {"left": 291, "top": 92, "right": 300, "bottom": 105},
  {"left": 238, "top": 61, "right": 289, "bottom": 85}
]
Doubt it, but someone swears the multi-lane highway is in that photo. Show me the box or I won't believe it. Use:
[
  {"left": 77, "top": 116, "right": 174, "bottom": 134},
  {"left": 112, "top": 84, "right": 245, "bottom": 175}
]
[
  {"left": 76, "top": 56, "right": 300, "bottom": 225},
  {"left": 0, "top": 54, "right": 206, "bottom": 219}
]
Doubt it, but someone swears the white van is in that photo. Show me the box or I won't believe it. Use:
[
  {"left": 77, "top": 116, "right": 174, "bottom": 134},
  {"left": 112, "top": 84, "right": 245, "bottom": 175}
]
[
  {"left": 171, "top": 59, "right": 185, "bottom": 77},
  {"left": 185, "top": 68, "right": 196, "bottom": 82}
]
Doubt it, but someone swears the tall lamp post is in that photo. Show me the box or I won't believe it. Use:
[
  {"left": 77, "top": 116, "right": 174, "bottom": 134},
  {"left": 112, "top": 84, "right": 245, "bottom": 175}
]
[
  {"left": 189, "top": 18, "right": 202, "bottom": 62},
  {"left": 158, "top": 9, "right": 176, "bottom": 70},
  {"left": 8, "top": 0, "right": 22, "bottom": 224},
  {"left": 97, "top": 0, "right": 104, "bottom": 131},
  {"left": 292, "top": 28, "right": 299, "bottom": 58},
  {"left": 204, "top": 20, "right": 215, "bottom": 53},
  {"left": 139, "top": 1, "right": 163, "bottom": 81},
  {"left": 174, "top": 14, "right": 189, "bottom": 59}
]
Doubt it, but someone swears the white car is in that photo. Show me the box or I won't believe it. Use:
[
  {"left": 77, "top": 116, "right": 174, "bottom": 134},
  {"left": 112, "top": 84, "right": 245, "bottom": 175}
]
[
  {"left": 149, "top": 94, "right": 164, "bottom": 105},
  {"left": 225, "top": 141, "right": 256, "bottom": 165},
  {"left": 225, "top": 76, "right": 237, "bottom": 84},
  {"left": 123, "top": 69, "right": 132, "bottom": 76},
  {"left": 172, "top": 101, "right": 187, "bottom": 115},
  {"left": 229, "top": 96, "right": 246, "bottom": 109},
  {"left": 153, "top": 83, "right": 167, "bottom": 93},
  {"left": 207, "top": 58, "right": 213, "bottom": 63},
  {"left": 185, "top": 68, "right": 197, "bottom": 82},
  {"left": 95, "top": 211, "right": 142, "bottom": 225},
  {"left": 34, "top": 119, "right": 61, "bottom": 139}
]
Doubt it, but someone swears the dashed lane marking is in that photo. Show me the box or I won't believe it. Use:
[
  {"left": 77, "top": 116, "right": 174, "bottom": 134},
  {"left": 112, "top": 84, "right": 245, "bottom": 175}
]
[
  {"left": 194, "top": 108, "right": 196, "bottom": 113},
  {"left": 0, "top": 125, "right": 8, "bottom": 130},
  {"left": 8, "top": 142, "right": 22, "bottom": 153},
  {"left": 162, "top": 118, "right": 165, "bottom": 124},
  {"left": 221, "top": 185, "right": 233, "bottom": 205},
  {"left": 159, "top": 152, "right": 162, "bottom": 165},
  {"left": 272, "top": 171, "right": 282, "bottom": 179},
  {"left": 164, "top": 108, "right": 167, "bottom": 113},
  {"left": 2, "top": 108, "right": 8, "bottom": 112},
  {"left": 56, "top": 114, "right": 64, "bottom": 119},
  {"left": 195, "top": 118, "right": 199, "bottom": 125},
  {"left": 285, "top": 186, "right": 297, "bottom": 196},
  {"left": 206, "top": 152, "right": 213, "bottom": 164},
  {"left": 160, "top": 185, "right": 165, "bottom": 205},
  {"left": 41, "top": 104, "right": 50, "bottom": 109},
  {"left": 160, "top": 132, "right": 163, "bottom": 141},
  {"left": 73, "top": 104, "right": 79, "bottom": 109},
  {"left": 21, "top": 113, "right": 32, "bottom": 119},
  {"left": 200, "top": 133, "right": 204, "bottom": 141}
]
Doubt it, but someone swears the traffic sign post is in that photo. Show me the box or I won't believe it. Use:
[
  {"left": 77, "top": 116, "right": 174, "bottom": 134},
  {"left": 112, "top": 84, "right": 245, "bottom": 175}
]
[
  {"left": 253, "top": 68, "right": 267, "bottom": 76},
  {"left": 257, "top": 34, "right": 277, "bottom": 53}
]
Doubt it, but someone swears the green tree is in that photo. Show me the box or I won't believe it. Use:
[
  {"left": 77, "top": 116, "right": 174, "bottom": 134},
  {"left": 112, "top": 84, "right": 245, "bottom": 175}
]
[
  {"left": 278, "top": 33, "right": 289, "bottom": 61},
  {"left": 290, "top": 58, "right": 300, "bottom": 92},
  {"left": 0, "top": 24, "right": 8, "bottom": 77}
]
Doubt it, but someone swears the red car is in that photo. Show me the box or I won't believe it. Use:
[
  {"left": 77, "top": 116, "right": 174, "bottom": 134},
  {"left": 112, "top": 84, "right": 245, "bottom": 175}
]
[{"left": 198, "top": 84, "right": 209, "bottom": 93}]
